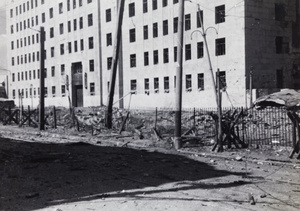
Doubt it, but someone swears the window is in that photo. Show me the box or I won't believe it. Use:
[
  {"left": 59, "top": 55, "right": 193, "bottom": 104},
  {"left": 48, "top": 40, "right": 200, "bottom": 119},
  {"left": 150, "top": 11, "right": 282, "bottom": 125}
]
[
  {"left": 106, "top": 33, "right": 112, "bottom": 46},
  {"left": 51, "top": 66, "right": 55, "bottom": 77},
  {"left": 276, "top": 69, "right": 283, "bottom": 88},
  {"left": 186, "top": 74, "right": 192, "bottom": 92},
  {"left": 11, "top": 25, "right": 13, "bottom": 34},
  {"left": 73, "top": 19, "right": 77, "bottom": 31},
  {"left": 144, "top": 52, "right": 149, "bottom": 66},
  {"left": 216, "top": 38, "right": 226, "bottom": 56},
  {"left": 36, "top": 15, "right": 38, "bottom": 25},
  {"left": 60, "top": 44, "right": 64, "bottom": 55},
  {"left": 153, "top": 50, "right": 159, "bottom": 64},
  {"left": 130, "top": 54, "right": 136, "bottom": 67},
  {"left": 59, "top": 23, "right": 64, "bottom": 34},
  {"left": 90, "top": 83, "right": 95, "bottom": 95},
  {"left": 67, "top": 0, "right": 70, "bottom": 11},
  {"left": 198, "top": 73, "right": 204, "bottom": 91},
  {"left": 163, "top": 0, "right": 167, "bottom": 7},
  {"left": 59, "top": 3, "right": 63, "bottom": 14},
  {"left": 68, "top": 21, "right": 71, "bottom": 32},
  {"left": 68, "top": 42, "right": 72, "bottom": 53},
  {"left": 87, "top": 0, "right": 92, "bottom": 3},
  {"left": 11, "top": 57, "right": 15, "bottom": 66},
  {"left": 276, "top": 36, "right": 289, "bottom": 54},
  {"left": 28, "top": 36, "right": 31, "bottom": 45},
  {"left": 11, "top": 41, "right": 14, "bottom": 50},
  {"left": 153, "top": 0, "right": 157, "bottom": 10},
  {"left": 129, "top": 28, "right": 136, "bottom": 42},
  {"left": 197, "top": 42, "right": 204, "bottom": 58},
  {"left": 88, "top": 14, "right": 93, "bottom": 26},
  {"left": 144, "top": 25, "right": 148, "bottom": 40},
  {"left": 197, "top": 10, "right": 203, "bottom": 28},
  {"left": 33, "top": 69, "right": 36, "bottom": 79},
  {"left": 89, "top": 59, "right": 94, "bottom": 72},
  {"left": 18, "top": 73, "right": 20, "bottom": 81},
  {"left": 80, "top": 39, "right": 84, "bottom": 50},
  {"left": 185, "top": 44, "right": 191, "bottom": 60},
  {"left": 275, "top": 4, "right": 285, "bottom": 21},
  {"left": 10, "top": 9, "right": 13, "bottom": 18},
  {"left": 51, "top": 47, "right": 55, "bottom": 57},
  {"left": 31, "top": 17, "right": 34, "bottom": 27},
  {"left": 154, "top": 77, "right": 159, "bottom": 93},
  {"left": 37, "top": 51, "right": 40, "bottom": 61},
  {"left": 107, "top": 57, "right": 112, "bottom": 69},
  {"left": 218, "top": 71, "right": 226, "bottom": 90},
  {"left": 61, "top": 64, "right": 65, "bottom": 75},
  {"left": 144, "top": 78, "right": 149, "bottom": 94},
  {"left": 74, "top": 41, "right": 78, "bottom": 52},
  {"left": 173, "top": 17, "right": 178, "bottom": 33},
  {"left": 49, "top": 8, "right": 53, "bottom": 18},
  {"left": 163, "top": 20, "right": 168, "bottom": 35},
  {"left": 12, "top": 73, "right": 15, "bottom": 82},
  {"left": 174, "top": 46, "right": 177, "bottom": 62},
  {"left": 143, "top": 0, "right": 148, "bottom": 13},
  {"left": 41, "top": 0, "right": 44, "bottom": 4},
  {"left": 106, "top": 9, "right": 111, "bottom": 22},
  {"left": 89, "top": 37, "right": 94, "bottom": 49},
  {"left": 215, "top": 5, "right": 225, "bottom": 24},
  {"left": 61, "top": 85, "right": 66, "bottom": 96},
  {"left": 73, "top": 0, "right": 76, "bottom": 9},
  {"left": 79, "top": 0, "right": 82, "bottom": 6},
  {"left": 44, "top": 68, "right": 47, "bottom": 78},
  {"left": 163, "top": 48, "right": 169, "bottom": 63},
  {"left": 52, "top": 86, "right": 56, "bottom": 97},
  {"left": 164, "top": 77, "right": 169, "bottom": 93},
  {"left": 79, "top": 17, "right": 83, "bottom": 29},
  {"left": 50, "top": 27, "right": 54, "bottom": 38},
  {"left": 130, "top": 80, "right": 137, "bottom": 94},
  {"left": 42, "top": 13, "right": 45, "bottom": 23},
  {"left": 153, "top": 22, "right": 158, "bottom": 38},
  {"left": 129, "top": 3, "right": 135, "bottom": 17},
  {"left": 185, "top": 14, "right": 191, "bottom": 31}
]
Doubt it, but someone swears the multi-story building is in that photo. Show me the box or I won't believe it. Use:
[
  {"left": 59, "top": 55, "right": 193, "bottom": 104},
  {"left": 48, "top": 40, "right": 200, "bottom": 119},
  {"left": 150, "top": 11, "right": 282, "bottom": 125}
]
[{"left": 6, "top": 0, "right": 300, "bottom": 109}]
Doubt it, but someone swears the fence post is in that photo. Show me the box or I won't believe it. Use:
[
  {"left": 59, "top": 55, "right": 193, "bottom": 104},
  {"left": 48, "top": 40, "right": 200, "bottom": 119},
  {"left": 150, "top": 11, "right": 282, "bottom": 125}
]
[{"left": 155, "top": 107, "right": 158, "bottom": 130}]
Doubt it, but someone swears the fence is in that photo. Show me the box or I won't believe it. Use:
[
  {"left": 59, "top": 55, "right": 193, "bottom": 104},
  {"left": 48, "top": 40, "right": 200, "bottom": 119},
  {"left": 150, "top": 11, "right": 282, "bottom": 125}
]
[
  {"left": 0, "top": 104, "right": 295, "bottom": 148},
  {"left": 128, "top": 106, "right": 294, "bottom": 147}
]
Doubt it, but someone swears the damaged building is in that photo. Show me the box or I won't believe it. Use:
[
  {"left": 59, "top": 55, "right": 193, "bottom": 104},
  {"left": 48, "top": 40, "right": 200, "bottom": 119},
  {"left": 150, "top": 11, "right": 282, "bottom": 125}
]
[{"left": 6, "top": 0, "right": 300, "bottom": 109}]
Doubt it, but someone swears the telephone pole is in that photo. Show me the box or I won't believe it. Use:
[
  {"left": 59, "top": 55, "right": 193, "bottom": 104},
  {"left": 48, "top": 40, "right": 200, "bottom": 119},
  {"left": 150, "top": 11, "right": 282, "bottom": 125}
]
[
  {"left": 105, "top": 0, "right": 125, "bottom": 128},
  {"left": 174, "top": 0, "right": 185, "bottom": 150},
  {"left": 39, "top": 27, "right": 45, "bottom": 130}
]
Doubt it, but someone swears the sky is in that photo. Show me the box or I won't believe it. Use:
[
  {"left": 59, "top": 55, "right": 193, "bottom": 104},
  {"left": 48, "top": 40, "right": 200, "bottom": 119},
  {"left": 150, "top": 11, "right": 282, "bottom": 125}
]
[{"left": 0, "top": 0, "right": 7, "bottom": 82}]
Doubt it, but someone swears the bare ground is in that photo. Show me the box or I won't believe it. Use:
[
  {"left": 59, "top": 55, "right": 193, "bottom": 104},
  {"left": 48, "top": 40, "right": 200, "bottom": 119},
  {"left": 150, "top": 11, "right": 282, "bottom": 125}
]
[{"left": 0, "top": 125, "right": 299, "bottom": 211}]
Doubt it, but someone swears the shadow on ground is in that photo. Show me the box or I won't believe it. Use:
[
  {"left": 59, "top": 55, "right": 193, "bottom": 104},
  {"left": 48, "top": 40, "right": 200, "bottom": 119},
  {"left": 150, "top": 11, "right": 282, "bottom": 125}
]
[{"left": 0, "top": 138, "right": 249, "bottom": 211}]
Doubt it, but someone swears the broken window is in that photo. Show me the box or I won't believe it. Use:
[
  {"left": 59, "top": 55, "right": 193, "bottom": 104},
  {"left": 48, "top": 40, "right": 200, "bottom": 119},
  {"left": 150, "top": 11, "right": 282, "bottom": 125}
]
[
  {"left": 216, "top": 38, "right": 226, "bottom": 56},
  {"left": 198, "top": 73, "right": 204, "bottom": 91},
  {"left": 130, "top": 54, "right": 136, "bottom": 67},
  {"left": 154, "top": 77, "right": 159, "bottom": 93},
  {"left": 130, "top": 79, "right": 137, "bottom": 94},
  {"left": 144, "top": 78, "right": 150, "bottom": 94},
  {"left": 215, "top": 5, "right": 225, "bottom": 24},
  {"left": 197, "top": 42, "right": 204, "bottom": 58},
  {"left": 164, "top": 77, "right": 169, "bottom": 93},
  {"left": 186, "top": 74, "right": 192, "bottom": 92}
]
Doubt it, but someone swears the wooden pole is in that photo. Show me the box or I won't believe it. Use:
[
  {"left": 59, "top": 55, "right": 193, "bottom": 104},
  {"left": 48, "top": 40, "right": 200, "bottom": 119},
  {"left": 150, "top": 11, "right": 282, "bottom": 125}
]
[
  {"left": 105, "top": 0, "right": 125, "bottom": 129},
  {"left": 217, "top": 68, "right": 223, "bottom": 152},
  {"left": 39, "top": 27, "right": 45, "bottom": 130},
  {"left": 174, "top": 0, "right": 185, "bottom": 150}
]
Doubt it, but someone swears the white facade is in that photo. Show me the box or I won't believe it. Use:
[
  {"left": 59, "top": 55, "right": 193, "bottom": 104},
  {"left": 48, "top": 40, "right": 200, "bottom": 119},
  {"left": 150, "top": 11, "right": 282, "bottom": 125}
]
[{"left": 6, "top": 0, "right": 300, "bottom": 109}]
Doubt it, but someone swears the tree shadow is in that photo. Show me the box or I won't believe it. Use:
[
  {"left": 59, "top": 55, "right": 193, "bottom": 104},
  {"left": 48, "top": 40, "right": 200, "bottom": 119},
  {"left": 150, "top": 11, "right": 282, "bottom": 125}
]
[{"left": 0, "top": 138, "right": 250, "bottom": 211}]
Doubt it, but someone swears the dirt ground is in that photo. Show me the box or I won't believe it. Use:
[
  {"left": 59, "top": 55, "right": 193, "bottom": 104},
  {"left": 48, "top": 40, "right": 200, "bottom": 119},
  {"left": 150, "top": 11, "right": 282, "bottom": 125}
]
[{"left": 0, "top": 124, "right": 300, "bottom": 211}]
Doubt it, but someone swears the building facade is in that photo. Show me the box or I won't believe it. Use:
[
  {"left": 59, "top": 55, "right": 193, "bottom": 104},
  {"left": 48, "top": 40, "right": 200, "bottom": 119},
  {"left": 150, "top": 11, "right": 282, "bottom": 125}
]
[{"left": 6, "top": 0, "right": 300, "bottom": 109}]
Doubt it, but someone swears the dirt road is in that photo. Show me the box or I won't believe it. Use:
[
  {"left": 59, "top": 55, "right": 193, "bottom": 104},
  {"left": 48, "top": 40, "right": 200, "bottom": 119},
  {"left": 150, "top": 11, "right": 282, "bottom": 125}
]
[{"left": 0, "top": 125, "right": 299, "bottom": 211}]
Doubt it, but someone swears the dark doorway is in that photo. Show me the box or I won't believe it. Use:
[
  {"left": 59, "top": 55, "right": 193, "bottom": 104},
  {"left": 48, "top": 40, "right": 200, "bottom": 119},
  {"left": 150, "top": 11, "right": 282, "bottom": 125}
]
[{"left": 71, "top": 62, "right": 83, "bottom": 107}]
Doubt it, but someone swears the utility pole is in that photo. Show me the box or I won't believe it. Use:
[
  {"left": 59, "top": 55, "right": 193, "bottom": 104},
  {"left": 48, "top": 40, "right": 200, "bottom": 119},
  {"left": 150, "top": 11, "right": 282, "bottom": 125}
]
[
  {"left": 105, "top": 0, "right": 125, "bottom": 129},
  {"left": 197, "top": 4, "right": 218, "bottom": 106},
  {"left": 174, "top": 0, "right": 185, "bottom": 150},
  {"left": 216, "top": 69, "right": 223, "bottom": 152},
  {"left": 39, "top": 26, "right": 45, "bottom": 130}
]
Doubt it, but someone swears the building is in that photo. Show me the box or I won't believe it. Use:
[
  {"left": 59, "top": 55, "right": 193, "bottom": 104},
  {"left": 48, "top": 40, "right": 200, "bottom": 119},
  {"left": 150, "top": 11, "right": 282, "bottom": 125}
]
[{"left": 6, "top": 0, "right": 300, "bottom": 109}]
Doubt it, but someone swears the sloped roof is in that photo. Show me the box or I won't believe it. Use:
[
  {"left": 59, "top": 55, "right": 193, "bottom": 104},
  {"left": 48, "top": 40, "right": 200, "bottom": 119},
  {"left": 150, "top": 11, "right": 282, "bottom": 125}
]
[{"left": 254, "top": 89, "right": 300, "bottom": 109}]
